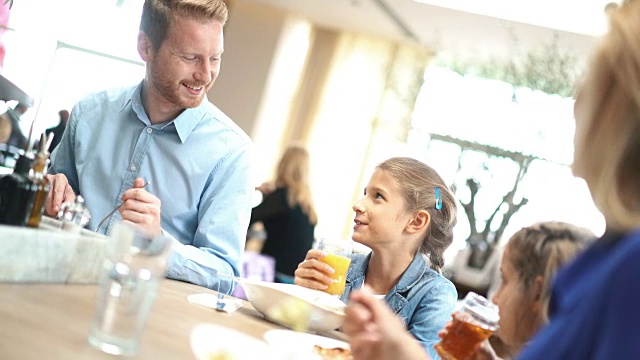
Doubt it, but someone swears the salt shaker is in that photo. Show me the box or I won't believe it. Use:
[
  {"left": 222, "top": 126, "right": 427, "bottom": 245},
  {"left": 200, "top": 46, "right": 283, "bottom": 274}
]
[{"left": 57, "top": 195, "right": 92, "bottom": 233}]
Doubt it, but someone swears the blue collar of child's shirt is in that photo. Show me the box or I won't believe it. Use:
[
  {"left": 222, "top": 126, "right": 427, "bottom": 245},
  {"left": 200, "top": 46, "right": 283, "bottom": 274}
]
[{"left": 346, "top": 251, "right": 429, "bottom": 295}]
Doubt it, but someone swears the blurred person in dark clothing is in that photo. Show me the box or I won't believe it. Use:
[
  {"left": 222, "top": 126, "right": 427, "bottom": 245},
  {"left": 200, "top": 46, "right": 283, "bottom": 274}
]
[
  {"left": 250, "top": 144, "right": 317, "bottom": 283},
  {"left": 45, "top": 109, "right": 69, "bottom": 153}
]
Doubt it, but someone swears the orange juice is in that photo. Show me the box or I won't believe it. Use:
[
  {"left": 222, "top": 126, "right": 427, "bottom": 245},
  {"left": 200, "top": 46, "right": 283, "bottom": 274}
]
[{"left": 318, "top": 253, "right": 351, "bottom": 296}]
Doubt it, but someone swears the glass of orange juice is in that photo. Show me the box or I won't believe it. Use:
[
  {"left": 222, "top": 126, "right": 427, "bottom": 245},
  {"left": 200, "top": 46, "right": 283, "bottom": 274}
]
[{"left": 316, "top": 238, "right": 352, "bottom": 296}]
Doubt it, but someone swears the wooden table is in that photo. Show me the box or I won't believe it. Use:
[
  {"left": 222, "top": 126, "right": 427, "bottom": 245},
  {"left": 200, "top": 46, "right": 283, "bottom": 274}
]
[{"left": 0, "top": 279, "right": 338, "bottom": 359}]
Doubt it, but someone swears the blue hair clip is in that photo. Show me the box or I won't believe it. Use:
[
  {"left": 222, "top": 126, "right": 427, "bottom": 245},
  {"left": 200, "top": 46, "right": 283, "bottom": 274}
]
[{"left": 435, "top": 186, "right": 443, "bottom": 210}]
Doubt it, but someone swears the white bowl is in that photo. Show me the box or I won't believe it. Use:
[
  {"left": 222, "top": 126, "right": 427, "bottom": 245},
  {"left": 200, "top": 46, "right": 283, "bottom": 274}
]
[{"left": 237, "top": 278, "right": 346, "bottom": 332}]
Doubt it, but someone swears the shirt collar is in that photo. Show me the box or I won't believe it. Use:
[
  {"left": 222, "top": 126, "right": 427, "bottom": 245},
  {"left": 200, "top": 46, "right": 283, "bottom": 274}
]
[
  {"left": 394, "top": 253, "right": 429, "bottom": 292},
  {"left": 121, "top": 81, "right": 207, "bottom": 143},
  {"left": 346, "top": 252, "right": 428, "bottom": 293}
]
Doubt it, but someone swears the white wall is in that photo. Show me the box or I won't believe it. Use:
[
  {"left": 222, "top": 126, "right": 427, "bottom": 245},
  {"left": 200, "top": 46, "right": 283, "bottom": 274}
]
[
  {"left": 210, "top": 1, "right": 313, "bottom": 185},
  {"left": 208, "top": 1, "right": 289, "bottom": 136}
]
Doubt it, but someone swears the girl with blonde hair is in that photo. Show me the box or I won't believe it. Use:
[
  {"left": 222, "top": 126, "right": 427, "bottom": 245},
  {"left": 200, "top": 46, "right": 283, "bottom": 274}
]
[{"left": 295, "top": 157, "right": 458, "bottom": 359}]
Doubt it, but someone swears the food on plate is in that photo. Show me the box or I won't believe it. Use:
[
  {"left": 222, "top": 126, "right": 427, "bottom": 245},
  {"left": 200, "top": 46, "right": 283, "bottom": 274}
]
[
  {"left": 266, "top": 297, "right": 311, "bottom": 331},
  {"left": 206, "top": 351, "right": 237, "bottom": 360},
  {"left": 313, "top": 345, "right": 353, "bottom": 360}
]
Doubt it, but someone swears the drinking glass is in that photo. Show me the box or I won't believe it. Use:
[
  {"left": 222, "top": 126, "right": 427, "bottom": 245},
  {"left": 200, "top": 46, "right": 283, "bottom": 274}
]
[
  {"left": 315, "top": 238, "right": 352, "bottom": 296},
  {"left": 88, "top": 224, "right": 171, "bottom": 356},
  {"left": 434, "top": 292, "right": 500, "bottom": 360}
]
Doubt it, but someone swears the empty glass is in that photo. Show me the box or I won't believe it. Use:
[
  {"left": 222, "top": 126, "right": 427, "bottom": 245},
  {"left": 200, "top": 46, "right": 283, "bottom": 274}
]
[{"left": 88, "top": 224, "right": 171, "bottom": 356}]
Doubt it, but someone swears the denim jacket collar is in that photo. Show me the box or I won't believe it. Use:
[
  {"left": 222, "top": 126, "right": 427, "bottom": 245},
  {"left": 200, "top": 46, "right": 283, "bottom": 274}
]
[{"left": 343, "top": 251, "right": 429, "bottom": 312}]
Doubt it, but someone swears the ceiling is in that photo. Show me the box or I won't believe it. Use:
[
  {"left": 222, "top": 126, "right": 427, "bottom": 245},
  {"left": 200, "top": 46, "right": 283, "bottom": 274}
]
[
  {"left": 240, "top": 0, "right": 608, "bottom": 58},
  {"left": 413, "top": 0, "right": 614, "bottom": 36}
]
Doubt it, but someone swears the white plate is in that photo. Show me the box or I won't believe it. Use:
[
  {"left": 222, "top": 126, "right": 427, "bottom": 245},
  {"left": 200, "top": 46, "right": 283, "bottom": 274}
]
[
  {"left": 190, "top": 324, "right": 277, "bottom": 360},
  {"left": 263, "top": 329, "right": 350, "bottom": 359}
]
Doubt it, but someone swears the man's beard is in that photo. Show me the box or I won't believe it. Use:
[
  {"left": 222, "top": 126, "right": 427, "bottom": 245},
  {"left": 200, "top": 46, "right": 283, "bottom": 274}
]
[{"left": 148, "top": 61, "right": 210, "bottom": 109}]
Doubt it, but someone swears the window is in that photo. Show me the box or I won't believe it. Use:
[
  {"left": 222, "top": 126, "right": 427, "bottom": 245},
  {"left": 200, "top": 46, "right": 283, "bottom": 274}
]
[{"left": 409, "top": 66, "right": 604, "bottom": 259}]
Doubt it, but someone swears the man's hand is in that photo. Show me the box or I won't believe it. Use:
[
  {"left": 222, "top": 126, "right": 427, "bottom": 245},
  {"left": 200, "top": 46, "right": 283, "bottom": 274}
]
[
  {"left": 120, "top": 177, "right": 161, "bottom": 236},
  {"left": 45, "top": 174, "right": 76, "bottom": 216}
]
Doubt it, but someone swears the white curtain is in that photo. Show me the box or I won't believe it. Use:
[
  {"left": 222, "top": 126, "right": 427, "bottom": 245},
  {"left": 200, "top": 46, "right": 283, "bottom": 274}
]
[{"left": 304, "top": 32, "right": 432, "bottom": 240}]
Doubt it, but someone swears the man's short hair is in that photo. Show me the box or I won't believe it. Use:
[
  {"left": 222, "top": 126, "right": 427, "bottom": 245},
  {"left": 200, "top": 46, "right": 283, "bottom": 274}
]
[{"left": 140, "top": 0, "right": 229, "bottom": 50}]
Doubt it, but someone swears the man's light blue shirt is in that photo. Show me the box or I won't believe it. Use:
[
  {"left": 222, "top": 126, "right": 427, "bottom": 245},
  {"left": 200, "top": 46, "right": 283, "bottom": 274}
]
[{"left": 49, "top": 82, "right": 253, "bottom": 293}]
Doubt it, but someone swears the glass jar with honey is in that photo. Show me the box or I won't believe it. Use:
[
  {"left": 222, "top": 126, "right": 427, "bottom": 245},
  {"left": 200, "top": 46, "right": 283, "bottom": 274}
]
[{"left": 434, "top": 291, "right": 499, "bottom": 360}]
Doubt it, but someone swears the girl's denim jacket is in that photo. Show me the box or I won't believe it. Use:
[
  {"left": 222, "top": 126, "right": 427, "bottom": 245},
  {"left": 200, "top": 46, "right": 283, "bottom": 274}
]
[{"left": 340, "top": 252, "right": 457, "bottom": 360}]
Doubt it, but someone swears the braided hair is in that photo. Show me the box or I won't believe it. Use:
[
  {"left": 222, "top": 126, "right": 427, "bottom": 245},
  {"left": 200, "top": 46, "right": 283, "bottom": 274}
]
[{"left": 506, "top": 221, "right": 595, "bottom": 322}]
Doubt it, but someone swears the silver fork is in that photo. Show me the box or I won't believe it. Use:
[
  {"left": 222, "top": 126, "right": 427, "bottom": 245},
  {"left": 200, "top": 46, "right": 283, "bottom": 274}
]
[{"left": 93, "top": 181, "right": 150, "bottom": 232}]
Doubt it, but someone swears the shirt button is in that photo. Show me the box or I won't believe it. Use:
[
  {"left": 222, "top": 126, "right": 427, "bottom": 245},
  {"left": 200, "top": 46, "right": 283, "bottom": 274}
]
[
  {"left": 130, "top": 165, "right": 137, "bottom": 171},
  {"left": 146, "top": 128, "right": 153, "bottom": 134}
]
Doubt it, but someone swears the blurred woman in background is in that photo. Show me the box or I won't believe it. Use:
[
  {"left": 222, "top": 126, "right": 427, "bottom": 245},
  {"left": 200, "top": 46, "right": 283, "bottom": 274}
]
[{"left": 250, "top": 144, "right": 317, "bottom": 283}]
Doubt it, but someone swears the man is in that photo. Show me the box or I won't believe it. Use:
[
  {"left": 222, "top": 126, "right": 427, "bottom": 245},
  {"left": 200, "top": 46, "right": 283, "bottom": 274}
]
[
  {"left": 45, "top": 0, "right": 253, "bottom": 293},
  {"left": 45, "top": 109, "right": 69, "bottom": 153}
]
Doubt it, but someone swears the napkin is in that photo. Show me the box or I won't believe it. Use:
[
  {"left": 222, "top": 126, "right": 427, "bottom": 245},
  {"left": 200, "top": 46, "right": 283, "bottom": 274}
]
[{"left": 187, "top": 293, "right": 243, "bottom": 313}]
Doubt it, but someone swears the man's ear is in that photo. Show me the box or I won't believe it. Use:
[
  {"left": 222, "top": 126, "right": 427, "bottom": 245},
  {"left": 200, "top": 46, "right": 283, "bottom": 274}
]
[
  {"left": 406, "top": 209, "right": 430, "bottom": 234},
  {"left": 137, "top": 31, "right": 152, "bottom": 62}
]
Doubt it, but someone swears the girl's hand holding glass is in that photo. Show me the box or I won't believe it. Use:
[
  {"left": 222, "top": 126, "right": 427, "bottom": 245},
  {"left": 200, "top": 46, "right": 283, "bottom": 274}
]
[
  {"left": 294, "top": 249, "right": 337, "bottom": 292},
  {"left": 294, "top": 239, "right": 352, "bottom": 296}
]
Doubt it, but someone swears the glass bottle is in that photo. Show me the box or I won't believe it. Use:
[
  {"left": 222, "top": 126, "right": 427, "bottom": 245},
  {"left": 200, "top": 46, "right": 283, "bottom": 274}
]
[
  {"left": 0, "top": 153, "right": 36, "bottom": 226},
  {"left": 27, "top": 133, "right": 50, "bottom": 228}
]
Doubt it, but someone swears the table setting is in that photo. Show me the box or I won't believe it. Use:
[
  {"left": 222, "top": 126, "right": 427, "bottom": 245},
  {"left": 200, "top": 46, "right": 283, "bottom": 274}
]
[
  {"left": 0, "top": 219, "right": 353, "bottom": 359},
  {"left": 0, "top": 216, "right": 106, "bottom": 284}
]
